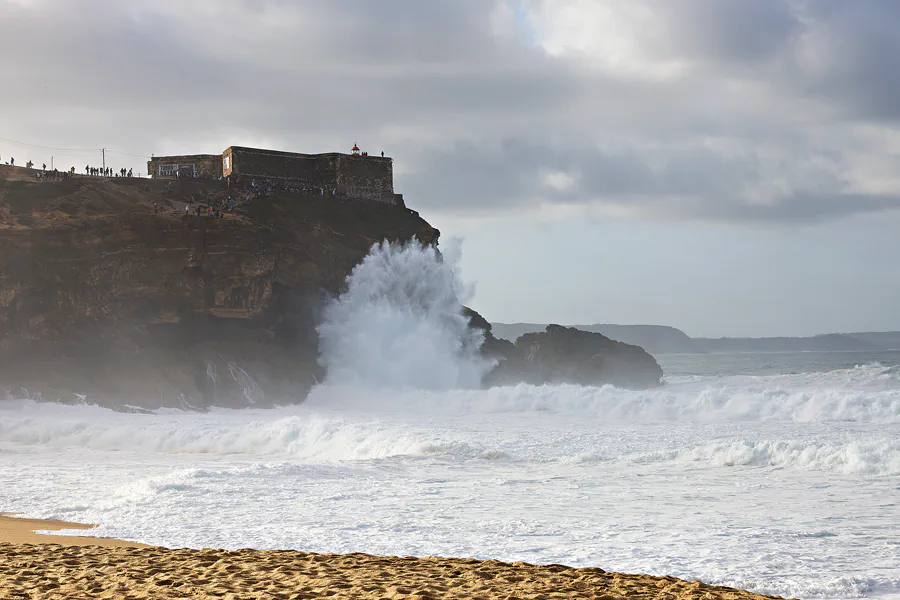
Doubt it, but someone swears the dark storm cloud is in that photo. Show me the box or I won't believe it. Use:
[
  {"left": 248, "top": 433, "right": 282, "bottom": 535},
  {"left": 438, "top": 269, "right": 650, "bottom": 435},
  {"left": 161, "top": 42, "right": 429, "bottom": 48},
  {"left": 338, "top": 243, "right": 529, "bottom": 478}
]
[
  {"left": 401, "top": 137, "right": 900, "bottom": 224},
  {"left": 793, "top": 0, "right": 900, "bottom": 121},
  {"left": 2, "top": 0, "right": 900, "bottom": 223},
  {"left": 645, "top": 0, "right": 900, "bottom": 123},
  {"left": 1, "top": 0, "right": 575, "bottom": 134}
]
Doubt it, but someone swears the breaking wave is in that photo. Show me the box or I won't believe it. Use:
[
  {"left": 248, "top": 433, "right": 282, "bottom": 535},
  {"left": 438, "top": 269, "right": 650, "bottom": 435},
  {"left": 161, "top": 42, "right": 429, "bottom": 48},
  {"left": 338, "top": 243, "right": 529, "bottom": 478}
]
[
  {"left": 1, "top": 396, "right": 897, "bottom": 474},
  {"left": 306, "top": 369, "right": 900, "bottom": 423},
  {"left": 629, "top": 438, "right": 900, "bottom": 476},
  {"left": 317, "top": 238, "right": 491, "bottom": 390}
]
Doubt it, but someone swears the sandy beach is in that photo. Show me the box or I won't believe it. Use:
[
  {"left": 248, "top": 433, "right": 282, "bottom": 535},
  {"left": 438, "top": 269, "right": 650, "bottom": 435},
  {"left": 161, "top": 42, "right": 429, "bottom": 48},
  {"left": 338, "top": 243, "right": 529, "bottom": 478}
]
[{"left": 0, "top": 516, "right": 789, "bottom": 600}]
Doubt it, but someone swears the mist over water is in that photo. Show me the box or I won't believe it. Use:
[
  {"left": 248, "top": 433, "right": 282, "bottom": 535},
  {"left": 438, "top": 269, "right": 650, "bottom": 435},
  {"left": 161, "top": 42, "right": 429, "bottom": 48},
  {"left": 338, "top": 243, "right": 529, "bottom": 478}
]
[{"left": 317, "top": 239, "right": 491, "bottom": 390}]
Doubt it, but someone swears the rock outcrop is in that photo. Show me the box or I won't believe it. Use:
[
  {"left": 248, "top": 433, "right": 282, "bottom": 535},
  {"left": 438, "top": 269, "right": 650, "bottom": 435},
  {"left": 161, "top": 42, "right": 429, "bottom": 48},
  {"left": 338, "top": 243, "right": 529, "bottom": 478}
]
[
  {"left": 0, "top": 175, "right": 437, "bottom": 408},
  {"left": 467, "top": 314, "right": 662, "bottom": 389},
  {"left": 491, "top": 322, "right": 704, "bottom": 355}
]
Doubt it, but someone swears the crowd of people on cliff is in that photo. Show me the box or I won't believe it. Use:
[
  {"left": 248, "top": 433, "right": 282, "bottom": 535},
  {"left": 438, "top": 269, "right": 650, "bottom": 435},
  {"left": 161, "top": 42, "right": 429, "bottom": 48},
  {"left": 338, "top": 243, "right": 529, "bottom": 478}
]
[
  {"left": 163, "top": 192, "right": 239, "bottom": 219},
  {"left": 85, "top": 166, "right": 133, "bottom": 178},
  {"left": 1, "top": 155, "right": 76, "bottom": 181},
  {"left": 0, "top": 155, "right": 137, "bottom": 180},
  {"left": 34, "top": 168, "right": 74, "bottom": 181}
]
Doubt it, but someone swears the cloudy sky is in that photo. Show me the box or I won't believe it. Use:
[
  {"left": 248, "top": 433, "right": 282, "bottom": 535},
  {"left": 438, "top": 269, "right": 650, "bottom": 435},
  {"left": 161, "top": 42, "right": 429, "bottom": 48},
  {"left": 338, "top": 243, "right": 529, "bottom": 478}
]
[{"left": 3, "top": 0, "right": 900, "bottom": 337}]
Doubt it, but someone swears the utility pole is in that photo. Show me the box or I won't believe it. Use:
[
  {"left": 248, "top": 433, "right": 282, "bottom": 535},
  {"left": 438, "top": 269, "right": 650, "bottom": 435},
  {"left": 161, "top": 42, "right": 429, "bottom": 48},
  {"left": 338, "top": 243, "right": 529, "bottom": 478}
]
[
  {"left": 101, "top": 148, "right": 106, "bottom": 171},
  {"left": 51, "top": 156, "right": 54, "bottom": 170}
]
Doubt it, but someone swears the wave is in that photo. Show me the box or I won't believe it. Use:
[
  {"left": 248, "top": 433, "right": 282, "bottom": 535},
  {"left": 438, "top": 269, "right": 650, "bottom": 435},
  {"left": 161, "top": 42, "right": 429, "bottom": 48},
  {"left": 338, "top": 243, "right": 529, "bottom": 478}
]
[
  {"left": 307, "top": 372, "right": 900, "bottom": 423},
  {"left": 627, "top": 438, "right": 900, "bottom": 476},
  {"left": 0, "top": 402, "right": 508, "bottom": 462},
  {"left": 317, "top": 238, "right": 490, "bottom": 390},
  {"left": 1, "top": 402, "right": 896, "bottom": 475}
]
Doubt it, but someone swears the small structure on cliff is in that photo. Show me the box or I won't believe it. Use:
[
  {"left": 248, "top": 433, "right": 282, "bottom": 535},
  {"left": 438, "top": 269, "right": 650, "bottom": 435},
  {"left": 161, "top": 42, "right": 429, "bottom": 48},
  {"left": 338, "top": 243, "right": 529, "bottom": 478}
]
[
  {"left": 147, "top": 154, "right": 222, "bottom": 179},
  {"left": 149, "top": 144, "right": 400, "bottom": 205}
]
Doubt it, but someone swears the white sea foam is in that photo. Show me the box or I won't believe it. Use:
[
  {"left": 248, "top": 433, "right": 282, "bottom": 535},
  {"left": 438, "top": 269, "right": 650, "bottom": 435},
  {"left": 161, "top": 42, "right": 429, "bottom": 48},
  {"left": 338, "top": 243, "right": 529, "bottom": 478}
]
[
  {"left": 306, "top": 373, "right": 900, "bottom": 423},
  {"left": 2, "top": 240, "right": 899, "bottom": 599},
  {"left": 317, "top": 238, "right": 491, "bottom": 390},
  {"left": 2, "top": 389, "right": 898, "bottom": 600},
  {"left": 629, "top": 438, "right": 900, "bottom": 475},
  {"left": 1, "top": 396, "right": 897, "bottom": 475}
]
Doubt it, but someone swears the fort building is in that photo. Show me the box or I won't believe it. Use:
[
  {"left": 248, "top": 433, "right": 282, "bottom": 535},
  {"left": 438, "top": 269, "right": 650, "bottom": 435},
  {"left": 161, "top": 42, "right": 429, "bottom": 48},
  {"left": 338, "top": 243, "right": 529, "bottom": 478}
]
[{"left": 148, "top": 144, "right": 400, "bottom": 204}]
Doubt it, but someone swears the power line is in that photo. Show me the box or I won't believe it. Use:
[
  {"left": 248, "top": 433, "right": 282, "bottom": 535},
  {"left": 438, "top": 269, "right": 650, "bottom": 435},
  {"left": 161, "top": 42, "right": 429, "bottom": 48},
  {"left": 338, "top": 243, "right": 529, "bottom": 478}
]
[
  {"left": 105, "top": 149, "right": 151, "bottom": 158},
  {"left": 0, "top": 135, "right": 99, "bottom": 153},
  {"left": 0, "top": 136, "right": 151, "bottom": 158}
]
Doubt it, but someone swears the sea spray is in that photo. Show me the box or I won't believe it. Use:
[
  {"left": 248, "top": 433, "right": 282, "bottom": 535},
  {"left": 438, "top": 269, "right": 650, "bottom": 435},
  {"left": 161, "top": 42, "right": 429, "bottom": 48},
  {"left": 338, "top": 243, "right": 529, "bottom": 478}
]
[{"left": 317, "top": 238, "right": 492, "bottom": 390}]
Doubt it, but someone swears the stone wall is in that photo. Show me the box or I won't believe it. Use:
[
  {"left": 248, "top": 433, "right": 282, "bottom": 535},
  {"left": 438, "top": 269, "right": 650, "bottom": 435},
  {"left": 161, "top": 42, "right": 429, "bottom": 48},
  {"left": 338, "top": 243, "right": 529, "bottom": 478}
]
[
  {"left": 335, "top": 155, "right": 394, "bottom": 202},
  {"left": 225, "top": 146, "right": 395, "bottom": 203},
  {"left": 148, "top": 155, "right": 222, "bottom": 179},
  {"left": 225, "top": 147, "right": 339, "bottom": 184}
]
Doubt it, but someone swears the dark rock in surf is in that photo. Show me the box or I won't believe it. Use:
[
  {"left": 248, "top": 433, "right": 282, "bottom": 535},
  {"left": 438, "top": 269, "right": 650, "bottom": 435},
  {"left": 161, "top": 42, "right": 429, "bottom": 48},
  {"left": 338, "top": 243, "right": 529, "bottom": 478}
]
[{"left": 463, "top": 311, "right": 662, "bottom": 389}]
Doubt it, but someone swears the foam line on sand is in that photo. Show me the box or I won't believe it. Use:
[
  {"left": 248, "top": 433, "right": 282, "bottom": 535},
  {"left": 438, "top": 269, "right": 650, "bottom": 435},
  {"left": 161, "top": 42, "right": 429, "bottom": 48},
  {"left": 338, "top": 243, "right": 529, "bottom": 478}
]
[
  {"left": 0, "top": 515, "right": 146, "bottom": 548},
  {"left": 0, "top": 516, "right": 791, "bottom": 599}
]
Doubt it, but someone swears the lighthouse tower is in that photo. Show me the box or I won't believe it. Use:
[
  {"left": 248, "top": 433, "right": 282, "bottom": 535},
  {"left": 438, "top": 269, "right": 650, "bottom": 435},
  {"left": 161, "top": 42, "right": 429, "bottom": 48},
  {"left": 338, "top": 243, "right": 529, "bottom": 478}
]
[{"left": 351, "top": 143, "right": 361, "bottom": 156}]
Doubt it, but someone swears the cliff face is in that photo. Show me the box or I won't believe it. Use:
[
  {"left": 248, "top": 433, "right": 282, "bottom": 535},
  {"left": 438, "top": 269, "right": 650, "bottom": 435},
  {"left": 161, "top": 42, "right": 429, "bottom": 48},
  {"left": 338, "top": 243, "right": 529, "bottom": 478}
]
[{"left": 0, "top": 176, "right": 437, "bottom": 408}]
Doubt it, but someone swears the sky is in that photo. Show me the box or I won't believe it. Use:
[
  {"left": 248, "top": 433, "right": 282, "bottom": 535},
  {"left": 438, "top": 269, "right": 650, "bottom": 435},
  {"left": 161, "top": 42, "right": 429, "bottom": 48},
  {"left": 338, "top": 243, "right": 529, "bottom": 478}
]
[{"left": 2, "top": 0, "right": 900, "bottom": 337}]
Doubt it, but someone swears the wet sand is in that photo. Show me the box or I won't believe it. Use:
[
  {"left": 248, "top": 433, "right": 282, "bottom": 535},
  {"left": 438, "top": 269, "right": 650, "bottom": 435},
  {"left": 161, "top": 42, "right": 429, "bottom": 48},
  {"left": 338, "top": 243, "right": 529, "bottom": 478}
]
[
  {"left": 0, "top": 515, "right": 146, "bottom": 548},
  {"left": 0, "top": 516, "right": 789, "bottom": 599}
]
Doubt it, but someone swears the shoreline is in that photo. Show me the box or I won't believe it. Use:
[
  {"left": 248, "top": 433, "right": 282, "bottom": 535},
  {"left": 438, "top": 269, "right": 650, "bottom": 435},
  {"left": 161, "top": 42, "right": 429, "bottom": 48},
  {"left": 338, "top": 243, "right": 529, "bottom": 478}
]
[
  {"left": 0, "top": 514, "right": 147, "bottom": 548},
  {"left": 0, "top": 515, "right": 790, "bottom": 599}
]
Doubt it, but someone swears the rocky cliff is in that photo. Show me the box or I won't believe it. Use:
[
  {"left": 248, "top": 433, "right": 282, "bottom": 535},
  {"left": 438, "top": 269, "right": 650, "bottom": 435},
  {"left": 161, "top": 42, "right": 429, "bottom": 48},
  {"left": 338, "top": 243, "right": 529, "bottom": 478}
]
[
  {"left": 0, "top": 175, "right": 437, "bottom": 408},
  {"left": 0, "top": 171, "right": 663, "bottom": 408}
]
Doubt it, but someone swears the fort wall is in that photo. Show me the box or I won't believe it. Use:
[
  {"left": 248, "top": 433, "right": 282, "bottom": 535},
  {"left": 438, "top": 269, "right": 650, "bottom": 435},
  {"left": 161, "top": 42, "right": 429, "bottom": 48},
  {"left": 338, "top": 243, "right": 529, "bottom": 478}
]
[
  {"left": 148, "top": 155, "right": 222, "bottom": 179},
  {"left": 334, "top": 155, "right": 394, "bottom": 202},
  {"left": 147, "top": 146, "right": 398, "bottom": 204},
  {"left": 224, "top": 146, "right": 395, "bottom": 203},
  {"left": 223, "top": 147, "right": 339, "bottom": 183}
]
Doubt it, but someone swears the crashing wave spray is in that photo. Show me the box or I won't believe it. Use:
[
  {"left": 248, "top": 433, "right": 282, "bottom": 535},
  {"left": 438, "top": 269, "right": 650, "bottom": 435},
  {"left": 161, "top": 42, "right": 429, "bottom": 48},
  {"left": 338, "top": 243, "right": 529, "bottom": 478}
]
[{"left": 317, "top": 238, "right": 492, "bottom": 390}]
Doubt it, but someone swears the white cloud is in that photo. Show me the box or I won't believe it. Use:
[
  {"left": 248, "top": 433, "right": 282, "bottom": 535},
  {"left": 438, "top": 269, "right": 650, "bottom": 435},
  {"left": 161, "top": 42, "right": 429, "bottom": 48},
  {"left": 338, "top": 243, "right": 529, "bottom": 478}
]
[
  {"left": 541, "top": 169, "right": 577, "bottom": 193},
  {"left": 525, "top": 0, "right": 689, "bottom": 80}
]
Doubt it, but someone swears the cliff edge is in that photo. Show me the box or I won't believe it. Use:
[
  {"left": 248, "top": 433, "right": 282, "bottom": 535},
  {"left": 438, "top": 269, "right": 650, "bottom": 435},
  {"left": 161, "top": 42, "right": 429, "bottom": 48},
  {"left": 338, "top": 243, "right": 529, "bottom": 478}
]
[{"left": 0, "top": 175, "right": 437, "bottom": 408}]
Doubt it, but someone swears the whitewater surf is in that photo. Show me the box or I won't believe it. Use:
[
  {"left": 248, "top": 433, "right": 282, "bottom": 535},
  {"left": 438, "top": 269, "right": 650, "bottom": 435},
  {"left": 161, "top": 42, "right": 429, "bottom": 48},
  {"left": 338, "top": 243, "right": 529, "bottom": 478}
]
[{"left": 1, "top": 241, "right": 898, "bottom": 600}]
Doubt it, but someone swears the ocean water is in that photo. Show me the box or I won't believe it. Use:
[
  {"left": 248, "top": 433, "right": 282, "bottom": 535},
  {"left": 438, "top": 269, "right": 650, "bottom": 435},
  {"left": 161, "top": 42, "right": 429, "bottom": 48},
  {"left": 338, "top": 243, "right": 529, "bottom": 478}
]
[{"left": 1, "top": 242, "right": 898, "bottom": 599}]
